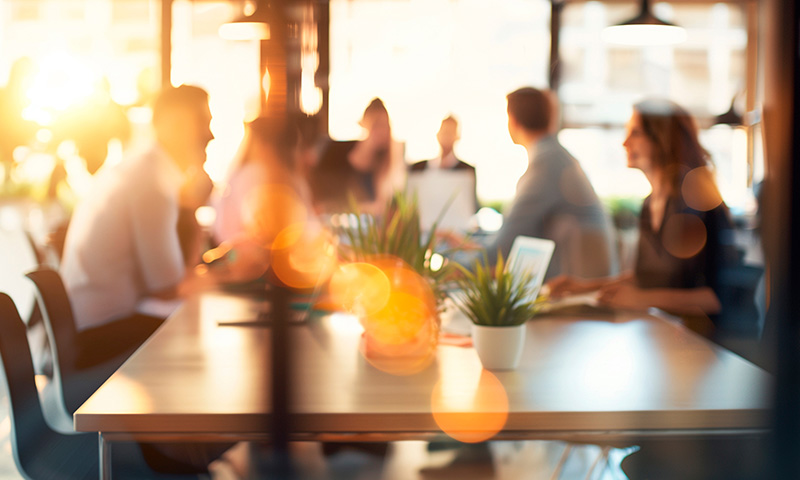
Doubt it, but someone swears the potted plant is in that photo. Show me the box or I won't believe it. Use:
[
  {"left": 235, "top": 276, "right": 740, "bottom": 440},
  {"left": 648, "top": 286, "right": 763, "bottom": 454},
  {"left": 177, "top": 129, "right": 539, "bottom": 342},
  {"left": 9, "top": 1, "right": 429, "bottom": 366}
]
[
  {"left": 454, "top": 252, "right": 543, "bottom": 370},
  {"left": 335, "top": 192, "right": 456, "bottom": 313},
  {"left": 331, "top": 192, "right": 458, "bottom": 374}
]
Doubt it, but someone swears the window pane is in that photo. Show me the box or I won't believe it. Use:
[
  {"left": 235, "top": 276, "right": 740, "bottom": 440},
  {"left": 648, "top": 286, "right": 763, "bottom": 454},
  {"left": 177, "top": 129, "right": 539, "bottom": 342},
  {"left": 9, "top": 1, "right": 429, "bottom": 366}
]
[{"left": 329, "top": 0, "right": 551, "bottom": 204}]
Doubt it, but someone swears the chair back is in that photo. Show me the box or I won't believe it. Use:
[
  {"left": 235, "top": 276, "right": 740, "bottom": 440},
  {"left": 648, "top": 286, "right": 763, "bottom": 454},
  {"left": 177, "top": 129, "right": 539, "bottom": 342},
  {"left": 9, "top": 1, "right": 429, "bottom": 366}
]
[
  {"left": 25, "top": 268, "right": 79, "bottom": 380},
  {"left": 0, "top": 293, "right": 52, "bottom": 472},
  {"left": 0, "top": 227, "right": 40, "bottom": 324},
  {"left": 548, "top": 213, "right": 619, "bottom": 280}
]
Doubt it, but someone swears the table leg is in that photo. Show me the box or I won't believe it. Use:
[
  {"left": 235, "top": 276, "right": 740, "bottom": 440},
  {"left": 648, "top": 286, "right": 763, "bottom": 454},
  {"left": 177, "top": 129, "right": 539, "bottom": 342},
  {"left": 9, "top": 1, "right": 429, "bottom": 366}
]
[{"left": 99, "top": 432, "right": 112, "bottom": 480}]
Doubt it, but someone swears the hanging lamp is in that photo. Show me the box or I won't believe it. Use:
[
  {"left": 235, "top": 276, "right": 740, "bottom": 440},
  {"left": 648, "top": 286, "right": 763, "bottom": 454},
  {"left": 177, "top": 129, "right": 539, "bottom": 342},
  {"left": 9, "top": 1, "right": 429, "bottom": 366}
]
[
  {"left": 219, "top": 1, "right": 271, "bottom": 41},
  {"left": 602, "top": 0, "right": 686, "bottom": 46}
]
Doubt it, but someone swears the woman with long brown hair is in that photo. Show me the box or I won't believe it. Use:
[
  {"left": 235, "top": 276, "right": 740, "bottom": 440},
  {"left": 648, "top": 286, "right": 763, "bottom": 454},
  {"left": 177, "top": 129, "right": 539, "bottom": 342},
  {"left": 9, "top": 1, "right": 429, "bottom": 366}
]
[{"left": 548, "top": 99, "right": 740, "bottom": 336}]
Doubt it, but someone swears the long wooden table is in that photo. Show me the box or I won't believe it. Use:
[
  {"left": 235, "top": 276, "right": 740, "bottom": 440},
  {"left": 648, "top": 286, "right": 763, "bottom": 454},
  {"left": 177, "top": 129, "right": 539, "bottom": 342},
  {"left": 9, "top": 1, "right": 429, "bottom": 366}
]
[{"left": 74, "top": 291, "right": 772, "bottom": 478}]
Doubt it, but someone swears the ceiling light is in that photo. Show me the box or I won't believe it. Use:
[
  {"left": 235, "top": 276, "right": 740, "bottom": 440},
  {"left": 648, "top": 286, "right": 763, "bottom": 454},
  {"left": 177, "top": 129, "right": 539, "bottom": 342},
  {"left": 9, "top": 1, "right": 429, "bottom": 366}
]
[
  {"left": 219, "top": 2, "right": 270, "bottom": 41},
  {"left": 602, "top": 0, "right": 686, "bottom": 46}
]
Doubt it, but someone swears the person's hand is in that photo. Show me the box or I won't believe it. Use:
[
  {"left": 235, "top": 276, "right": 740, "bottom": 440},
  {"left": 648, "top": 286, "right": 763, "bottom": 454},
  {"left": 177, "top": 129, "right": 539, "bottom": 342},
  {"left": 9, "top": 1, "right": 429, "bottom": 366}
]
[
  {"left": 435, "top": 230, "right": 482, "bottom": 250},
  {"left": 179, "top": 166, "right": 213, "bottom": 210},
  {"left": 596, "top": 283, "right": 651, "bottom": 311},
  {"left": 546, "top": 275, "right": 590, "bottom": 298}
]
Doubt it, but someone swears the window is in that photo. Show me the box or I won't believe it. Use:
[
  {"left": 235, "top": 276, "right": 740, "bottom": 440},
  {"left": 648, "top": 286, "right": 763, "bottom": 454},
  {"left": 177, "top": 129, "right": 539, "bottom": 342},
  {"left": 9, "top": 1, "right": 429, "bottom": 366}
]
[
  {"left": 329, "top": 0, "right": 552, "bottom": 204},
  {"left": 558, "top": 1, "right": 753, "bottom": 212}
]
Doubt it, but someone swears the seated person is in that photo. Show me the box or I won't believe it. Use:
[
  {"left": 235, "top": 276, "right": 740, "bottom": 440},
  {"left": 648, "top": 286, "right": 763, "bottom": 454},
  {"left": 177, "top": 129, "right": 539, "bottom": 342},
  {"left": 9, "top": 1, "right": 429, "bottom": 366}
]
[
  {"left": 60, "top": 84, "right": 215, "bottom": 363},
  {"left": 308, "top": 98, "right": 405, "bottom": 216},
  {"left": 210, "top": 115, "right": 317, "bottom": 284},
  {"left": 547, "top": 99, "right": 744, "bottom": 339},
  {"left": 407, "top": 115, "right": 479, "bottom": 232},
  {"left": 409, "top": 115, "right": 479, "bottom": 208},
  {"left": 459, "top": 87, "right": 617, "bottom": 280}
]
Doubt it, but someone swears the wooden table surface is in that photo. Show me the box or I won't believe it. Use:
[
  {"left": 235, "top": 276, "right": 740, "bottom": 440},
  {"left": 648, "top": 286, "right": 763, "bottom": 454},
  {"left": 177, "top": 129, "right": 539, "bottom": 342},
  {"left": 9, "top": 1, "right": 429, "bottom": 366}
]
[{"left": 74, "top": 291, "right": 772, "bottom": 442}]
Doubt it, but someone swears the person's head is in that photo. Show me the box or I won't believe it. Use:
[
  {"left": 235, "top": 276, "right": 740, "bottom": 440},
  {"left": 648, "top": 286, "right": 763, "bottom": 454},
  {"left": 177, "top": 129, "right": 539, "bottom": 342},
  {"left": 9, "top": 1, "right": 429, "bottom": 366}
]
[
  {"left": 359, "top": 97, "right": 391, "bottom": 144},
  {"left": 152, "top": 84, "right": 213, "bottom": 169},
  {"left": 506, "top": 87, "right": 553, "bottom": 145},
  {"left": 624, "top": 99, "right": 710, "bottom": 188},
  {"left": 436, "top": 115, "right": 460, "bottom": 156}
]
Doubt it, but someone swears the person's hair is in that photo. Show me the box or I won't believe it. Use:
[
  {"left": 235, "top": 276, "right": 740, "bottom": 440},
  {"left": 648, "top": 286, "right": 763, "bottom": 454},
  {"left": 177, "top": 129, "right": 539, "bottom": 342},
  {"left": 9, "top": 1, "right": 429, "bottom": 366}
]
[
  {"left": 506, "top": 87, "right": 551, "bottom": 132},
  {"left": 152, "top": 84, "right": 209, "bottom": 126},
  {"left": 362, "top": 97, "right": 388, "bottom": 120},
  {"left": 633, "top": 99, "right": 711, "bottom": 188},
  {"left": 441, "top": 115, "right": 458, "bottom": 128}
]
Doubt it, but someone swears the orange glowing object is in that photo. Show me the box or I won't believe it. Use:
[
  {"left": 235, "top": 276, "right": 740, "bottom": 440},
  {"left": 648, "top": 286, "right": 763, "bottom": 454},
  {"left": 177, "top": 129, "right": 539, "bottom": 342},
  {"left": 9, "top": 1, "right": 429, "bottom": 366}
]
[
  {"left": 362, "top": 291, "right": 432, "bottom": 346},
  {"left": 681, "top": 167, "right": 723, "bottom": 212},
  {"left": 328, "top": 263, "right": 391, "bottom": 316},
  {"left": 661, "top": 213, "right": 708, "bottom": 259},
  {"left": 431, "top": 370, "right": 509, "bottom": 443},
  {"left": 271, "top": 225, "right": 338, "bottom": 289},
  {"left": 243, "top": 184, "right": 307, "bottom": 244}
]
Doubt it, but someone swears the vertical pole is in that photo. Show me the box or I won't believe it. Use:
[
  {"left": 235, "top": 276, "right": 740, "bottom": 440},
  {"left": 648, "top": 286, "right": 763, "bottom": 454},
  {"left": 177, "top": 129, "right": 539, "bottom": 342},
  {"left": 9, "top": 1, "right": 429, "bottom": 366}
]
[
  {"left": 548, "top": 0, "right": 563, "bottom": 92},
  {"left": 761, "top": 0, "right": 800, "bottom": 477},
  {"left": 317, "top": 0, "right": 330, "bottom": 136},
  {"left": 160, "top": 0, "right": 173, "bottom": 87},
  {"left": 744, "top": 0, "right": 759, "bottom": 187}
]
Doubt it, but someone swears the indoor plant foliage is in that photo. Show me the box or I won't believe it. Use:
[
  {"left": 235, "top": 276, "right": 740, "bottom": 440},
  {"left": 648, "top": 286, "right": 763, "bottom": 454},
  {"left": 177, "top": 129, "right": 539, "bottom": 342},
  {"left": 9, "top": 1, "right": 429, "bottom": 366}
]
[
  {"left": 336, "top": 192, "right": 455, "bottom": 310},
  {"left": 455, "top": 251, "right": 543, "bottom": 327},
  {"left": 455, "top": 251, "right": 543, "bottom": 370}
]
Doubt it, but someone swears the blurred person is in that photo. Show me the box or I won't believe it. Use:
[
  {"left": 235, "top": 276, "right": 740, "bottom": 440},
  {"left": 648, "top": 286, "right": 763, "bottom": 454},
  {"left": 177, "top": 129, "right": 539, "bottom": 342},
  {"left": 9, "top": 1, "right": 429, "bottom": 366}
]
[
  {"left": 461, "top": 87, "right": 617, "bottom": 280},
  {"left": 44, "top": 77, "right": 132, "bottom": 262},
  {"left": 308, "top": 97, "right": 405, "bottom": 215},
  {"left": 209, "top": 115, "right": 318, "bottom": 284},
  {"left": 547, "top": 99, "right": 743, "bottom": 338},
  {"left": 60, "top": 84, "right": 214, "bottom": 356},
  {"left": 212, "top": 115, "right": 308, "bottom": 245},
  {"left": 409, "top": 114, "right": 479, "bottom": 212},
  {"left": 54, "top": 76, "right": 131, "bottom": 176},
  {"left": 0, "top": 57, "right": 38, "bottom": 183}
]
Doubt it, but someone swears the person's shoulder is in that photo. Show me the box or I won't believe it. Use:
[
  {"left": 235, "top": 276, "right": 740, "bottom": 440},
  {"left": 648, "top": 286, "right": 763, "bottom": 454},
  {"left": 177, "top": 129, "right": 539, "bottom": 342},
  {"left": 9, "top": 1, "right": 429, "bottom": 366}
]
[
  {"left": 453, "top": 159, "right": 475, "bottom": 172},
  {"left": 409, "top": 160, "right": 429, "bottom": 171}
]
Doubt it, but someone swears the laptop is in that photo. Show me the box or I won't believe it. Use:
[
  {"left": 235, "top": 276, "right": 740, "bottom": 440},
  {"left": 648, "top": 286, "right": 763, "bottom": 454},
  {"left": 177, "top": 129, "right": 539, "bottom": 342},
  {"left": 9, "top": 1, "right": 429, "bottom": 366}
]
[
  {"left": 506, "top": 236, "right": 556, "bottom": 303},
  {"left": 405, "top": 169, "right": 476, "bottom": 232}
]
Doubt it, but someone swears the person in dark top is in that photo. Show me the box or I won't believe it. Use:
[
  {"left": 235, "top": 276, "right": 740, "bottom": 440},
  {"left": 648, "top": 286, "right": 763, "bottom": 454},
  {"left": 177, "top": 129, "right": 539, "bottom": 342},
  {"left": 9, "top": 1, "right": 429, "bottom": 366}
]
[
  {"left": 548, "top": 99, "right": 741, "bottom": 337},
  {"left": 309, "top": 98, "right": 403, "bottom": 215},
  {"left": 409, "top": 115, "right": 479, "bottom": 211}
]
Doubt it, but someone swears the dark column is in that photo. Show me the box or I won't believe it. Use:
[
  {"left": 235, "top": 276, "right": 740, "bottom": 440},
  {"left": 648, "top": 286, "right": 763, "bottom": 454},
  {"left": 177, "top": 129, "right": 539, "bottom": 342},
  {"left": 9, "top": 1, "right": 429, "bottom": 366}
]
[
  {"left": 761, "top": 0, "right": 800, "bottom": 477},
  {"left": 548, "top": 0, "right": 563, "bottom": 91}
]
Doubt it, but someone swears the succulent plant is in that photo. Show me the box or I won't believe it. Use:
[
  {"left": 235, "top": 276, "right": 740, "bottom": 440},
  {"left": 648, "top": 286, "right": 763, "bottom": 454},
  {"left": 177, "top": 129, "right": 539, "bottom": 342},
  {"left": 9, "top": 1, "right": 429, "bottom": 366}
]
[{"left": 454, "top": 251, "right": 543, "bottom": 327}]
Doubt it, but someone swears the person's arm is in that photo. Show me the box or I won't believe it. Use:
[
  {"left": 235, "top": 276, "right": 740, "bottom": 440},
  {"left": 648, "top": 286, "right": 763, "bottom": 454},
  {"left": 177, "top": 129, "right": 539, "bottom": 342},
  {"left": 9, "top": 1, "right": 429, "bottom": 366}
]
[
  {"left": 546, "top": 271, "right": 633, "bottom": 298},
  {"left": 177, "top": 166, "right": 214, "bottom": 267},
  {"left": 597, "top": 283, "right": 721, "bottom": 315}
]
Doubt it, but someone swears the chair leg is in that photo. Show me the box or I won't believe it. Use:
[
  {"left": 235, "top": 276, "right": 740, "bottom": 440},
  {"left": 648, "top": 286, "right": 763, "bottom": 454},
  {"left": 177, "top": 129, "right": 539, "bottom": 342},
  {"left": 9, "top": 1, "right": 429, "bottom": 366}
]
[
  {"left": 550, "top": 443, "right": 573, "bottom": 480},
  {"left": 99, "top": 433, "right": 112, "bottom": 480},
  {"left": 584, "top": 445, "right": 610, "bottom": 480}
]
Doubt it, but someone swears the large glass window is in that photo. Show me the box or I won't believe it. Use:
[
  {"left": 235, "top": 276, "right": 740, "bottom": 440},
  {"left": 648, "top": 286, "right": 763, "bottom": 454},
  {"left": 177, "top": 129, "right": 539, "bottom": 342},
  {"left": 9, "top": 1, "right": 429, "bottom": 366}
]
[
  {"left": 171, "top": 0, "right": 262, "bottom": 183},
  {"left": 558, "top": 1, "right": 753, "bottom": 213},
  {"left": 329, "top": 0, "right": 552, "bottom": 204}
]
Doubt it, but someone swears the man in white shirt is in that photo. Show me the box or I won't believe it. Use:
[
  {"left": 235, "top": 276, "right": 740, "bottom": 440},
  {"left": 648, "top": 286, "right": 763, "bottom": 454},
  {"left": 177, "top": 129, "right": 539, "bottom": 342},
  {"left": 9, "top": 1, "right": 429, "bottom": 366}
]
[{"left": 60, "top": 84, "right": 213, "bottom": 362}]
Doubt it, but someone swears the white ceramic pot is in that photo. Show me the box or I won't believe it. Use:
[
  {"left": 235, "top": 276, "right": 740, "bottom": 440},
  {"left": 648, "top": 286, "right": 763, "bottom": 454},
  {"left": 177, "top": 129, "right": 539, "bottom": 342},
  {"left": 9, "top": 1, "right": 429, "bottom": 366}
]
[{"left": 471, "top": 323, "right": 527, "bottom": 370}]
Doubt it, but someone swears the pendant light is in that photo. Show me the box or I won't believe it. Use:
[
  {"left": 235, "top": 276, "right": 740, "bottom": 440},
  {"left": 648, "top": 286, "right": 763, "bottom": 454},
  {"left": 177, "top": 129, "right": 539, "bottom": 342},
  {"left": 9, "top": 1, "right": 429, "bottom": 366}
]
[
  {"left": 219, "top": 1, "right": 271, "bottom": 41},
  {"left": 602, "top": 0, "right": 686, "bottom": 46}
]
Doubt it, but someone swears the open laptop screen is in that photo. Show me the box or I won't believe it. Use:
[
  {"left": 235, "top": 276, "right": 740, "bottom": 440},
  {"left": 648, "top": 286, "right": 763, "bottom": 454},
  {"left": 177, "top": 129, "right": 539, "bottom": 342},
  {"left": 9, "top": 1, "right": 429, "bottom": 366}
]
[
  {"left": 507, "top": 236, "right": 556, "bottom": 303},
  {"left": 405, "top": 170, "right": 476, "bottom": 232}
]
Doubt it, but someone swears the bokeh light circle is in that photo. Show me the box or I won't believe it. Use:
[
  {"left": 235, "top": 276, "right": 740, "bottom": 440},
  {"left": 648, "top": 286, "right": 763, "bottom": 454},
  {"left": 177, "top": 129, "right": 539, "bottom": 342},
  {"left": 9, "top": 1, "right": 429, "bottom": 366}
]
[{"left": 431, "top": 369, "right": 509, "bottom": 443}]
